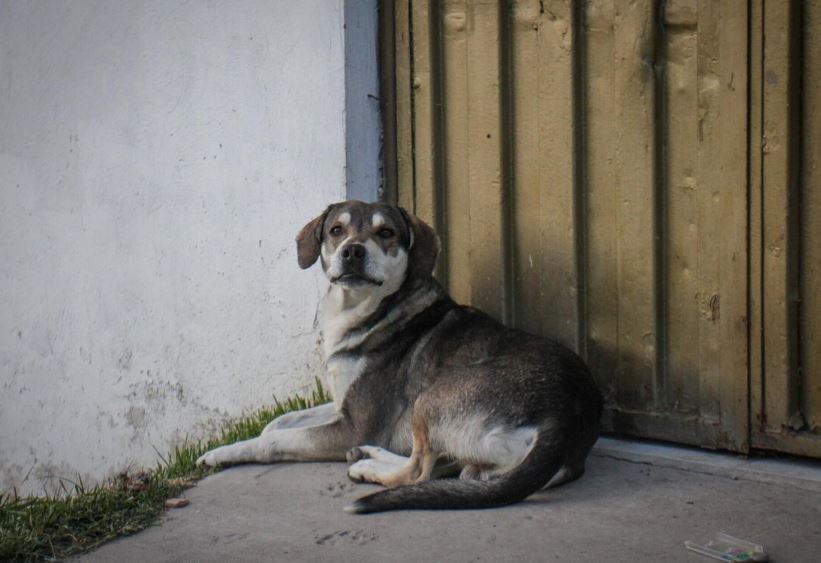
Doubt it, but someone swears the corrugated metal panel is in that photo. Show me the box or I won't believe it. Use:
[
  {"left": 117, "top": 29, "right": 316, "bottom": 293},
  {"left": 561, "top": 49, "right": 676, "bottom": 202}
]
[
  {"left": 385, "top": 0, "right": 819, "bottom": 456},
  {"left": 750, "top": 0, "right": 821, "bottom": 457},
  {"left": 444, "top": 0, "right": 508, "bottom": 320},
  {"left": 509, "top": 0, "right": 580, "bottom": 345},
  {"left": 583, "top": 0, "right": 618, "bottom": 418},
  {"left": 802, "top": 0, "right": 821, "bottom": 444}
]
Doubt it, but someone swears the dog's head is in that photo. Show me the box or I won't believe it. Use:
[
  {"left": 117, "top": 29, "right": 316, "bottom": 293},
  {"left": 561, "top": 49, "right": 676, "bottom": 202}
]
[{"left": 295, "top": 201, "right": 440, "bottom": 290}]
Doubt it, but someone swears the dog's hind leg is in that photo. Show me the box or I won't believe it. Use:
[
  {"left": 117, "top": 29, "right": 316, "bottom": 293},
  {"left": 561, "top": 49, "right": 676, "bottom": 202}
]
[
  {"left": 347, "top": 446, "right": 458, "bottom": 483},
  {"left": 458, "top": 464, "right": 495, "bottom": 480},
  {"left": 415, "top": 448, "right": 438, "bottom": 484},
  {"left": 348, "top": 448, "right": 426, "bottom": 487},
  {"left": 347, "top": 415, "right": 437, "bottom": 487}
]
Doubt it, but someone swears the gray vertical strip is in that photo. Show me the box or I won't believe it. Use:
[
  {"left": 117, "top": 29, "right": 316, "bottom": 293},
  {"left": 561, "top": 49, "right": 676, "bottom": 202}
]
[
  {"left": 788, "top": 0, "right": 803, "bottom": 418},
  {"left": 430, "top": 0, "right": 448, "bottom": 288},
  {"left": 572, "top": 0, "right": 587, "bottom": 358},
  {"left": 499, "top": 0, "right": 514, "bottom": 326},
  {"left": 653, "top": 0, "right": 667, "bottom": 411},
  {"left": 345, "top": 0, "right": 381, "bottom": 202},
  {"left": 379, "top": 0, "right": 398, "bottom": 203}
]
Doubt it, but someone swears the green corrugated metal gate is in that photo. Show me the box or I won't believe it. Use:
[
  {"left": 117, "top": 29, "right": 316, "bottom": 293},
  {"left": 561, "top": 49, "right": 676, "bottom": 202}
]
[{"left": 380, "top": 0, "right": 821, "bottom": 458}]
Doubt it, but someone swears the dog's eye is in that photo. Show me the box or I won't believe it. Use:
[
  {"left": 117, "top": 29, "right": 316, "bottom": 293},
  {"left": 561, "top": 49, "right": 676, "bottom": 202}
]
[
  {"left": 330, "top": 225, "right": 343, "bottom": 236},
  {"left": 378, "top": 228, "right": 395, "bottom": 239}
]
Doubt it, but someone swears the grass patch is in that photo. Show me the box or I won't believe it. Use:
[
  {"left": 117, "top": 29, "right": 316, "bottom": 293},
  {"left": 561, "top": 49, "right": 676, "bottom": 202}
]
[{"left": 0, "top": 379, "right": 331, "bottom": 562}]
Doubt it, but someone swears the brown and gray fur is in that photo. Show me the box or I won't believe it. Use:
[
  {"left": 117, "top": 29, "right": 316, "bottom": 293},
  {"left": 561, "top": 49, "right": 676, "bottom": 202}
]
[{"left": 197, "top": 201, "right": 603, "bottom": 513}]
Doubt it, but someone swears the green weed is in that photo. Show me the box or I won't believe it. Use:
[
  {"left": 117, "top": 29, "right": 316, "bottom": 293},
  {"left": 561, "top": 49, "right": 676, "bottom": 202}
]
[{"left": 0, "top": 379, "right": 331, "bottom": 561}]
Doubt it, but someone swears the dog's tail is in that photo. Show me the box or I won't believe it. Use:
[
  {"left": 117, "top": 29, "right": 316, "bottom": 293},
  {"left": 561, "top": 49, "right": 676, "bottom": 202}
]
[{"left": 344, "top": 421, "right": 566, "bottom": 514}]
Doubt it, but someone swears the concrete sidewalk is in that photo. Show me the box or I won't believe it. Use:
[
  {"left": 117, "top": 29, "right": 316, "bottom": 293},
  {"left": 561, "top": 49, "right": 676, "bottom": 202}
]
[{"left": 78, "top": 443, "right": 821, "bottom": 563}]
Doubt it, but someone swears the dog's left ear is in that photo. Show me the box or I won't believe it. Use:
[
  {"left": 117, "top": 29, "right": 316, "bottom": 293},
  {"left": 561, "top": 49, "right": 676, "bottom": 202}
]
[
  {"left": 295, "top": 207, "right": 330, "bottom": 269},
  {"left": 399, "top": 208, "right": 441, "bottom": 279}
]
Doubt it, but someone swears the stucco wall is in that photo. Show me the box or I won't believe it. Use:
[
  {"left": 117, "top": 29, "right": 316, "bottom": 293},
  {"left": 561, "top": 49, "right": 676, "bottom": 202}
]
[{"left": 0, "top": 1, "right": 347, "bottom": 495}]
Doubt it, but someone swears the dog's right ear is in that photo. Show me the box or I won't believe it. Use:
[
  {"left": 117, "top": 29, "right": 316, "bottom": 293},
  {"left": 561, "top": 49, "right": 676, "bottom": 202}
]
[{"left": 295, "top": 207, "right": 330, "bottom": 269}]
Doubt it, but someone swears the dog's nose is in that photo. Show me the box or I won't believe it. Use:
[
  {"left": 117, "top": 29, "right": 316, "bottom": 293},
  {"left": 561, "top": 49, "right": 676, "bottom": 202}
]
[{"left": 341, "top": 243, "right": 366, "bottom": 262}]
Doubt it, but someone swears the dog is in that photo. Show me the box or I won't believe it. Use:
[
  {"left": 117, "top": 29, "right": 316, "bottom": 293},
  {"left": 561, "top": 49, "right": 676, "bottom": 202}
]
[{"left": 196, "top": 200, "right": 602, "bottom": 513}]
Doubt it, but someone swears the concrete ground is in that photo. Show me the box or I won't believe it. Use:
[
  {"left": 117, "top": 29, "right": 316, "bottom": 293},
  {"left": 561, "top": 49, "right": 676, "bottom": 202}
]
[{"left": 78, "top": 439, "right": 821, "bottom": 563}]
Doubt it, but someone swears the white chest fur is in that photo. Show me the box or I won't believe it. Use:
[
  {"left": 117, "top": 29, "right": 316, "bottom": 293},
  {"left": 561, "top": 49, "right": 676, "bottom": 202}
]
[
  {"left": 322, "top": 286, "right": 383, "bottom": 356},
  {"left": 325, "top": 355, "right": 368, "bottom": 410},
  {"left": 321, "top": 286, "right": 380, "bottom": 409}
]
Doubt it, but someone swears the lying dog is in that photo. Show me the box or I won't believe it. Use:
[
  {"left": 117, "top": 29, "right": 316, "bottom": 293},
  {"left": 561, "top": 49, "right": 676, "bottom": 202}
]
[{"left": 197, "top": 201, "right": 602, "bottom": 513}]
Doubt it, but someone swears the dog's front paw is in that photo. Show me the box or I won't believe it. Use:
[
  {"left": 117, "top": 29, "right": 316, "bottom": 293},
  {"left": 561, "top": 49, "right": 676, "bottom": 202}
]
[
  {"left": 196, "top": 447, "right": 223, "bottom": 467},
  {"left": 347, "top": 459, "right": 373, "bottom": 483}
]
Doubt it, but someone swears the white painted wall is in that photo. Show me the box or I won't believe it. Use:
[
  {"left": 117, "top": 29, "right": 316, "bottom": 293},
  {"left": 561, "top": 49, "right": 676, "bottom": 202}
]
[{"left": 0, "top": 1, "right": 348, "bottom": 495}]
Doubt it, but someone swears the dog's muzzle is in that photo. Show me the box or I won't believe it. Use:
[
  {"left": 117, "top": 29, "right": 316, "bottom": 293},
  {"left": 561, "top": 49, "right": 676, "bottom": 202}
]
[{"left": 331, "top": 243, "right": 382, "bottom": 287}]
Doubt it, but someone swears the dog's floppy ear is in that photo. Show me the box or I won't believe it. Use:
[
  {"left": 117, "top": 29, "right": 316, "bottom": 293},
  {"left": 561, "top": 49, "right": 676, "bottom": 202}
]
[
  {"left": 295, "top": 207, "right": 330, "bottom": 269},
  {"left": 399, "top": 208, "right": 441, "bottom": 279}
]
